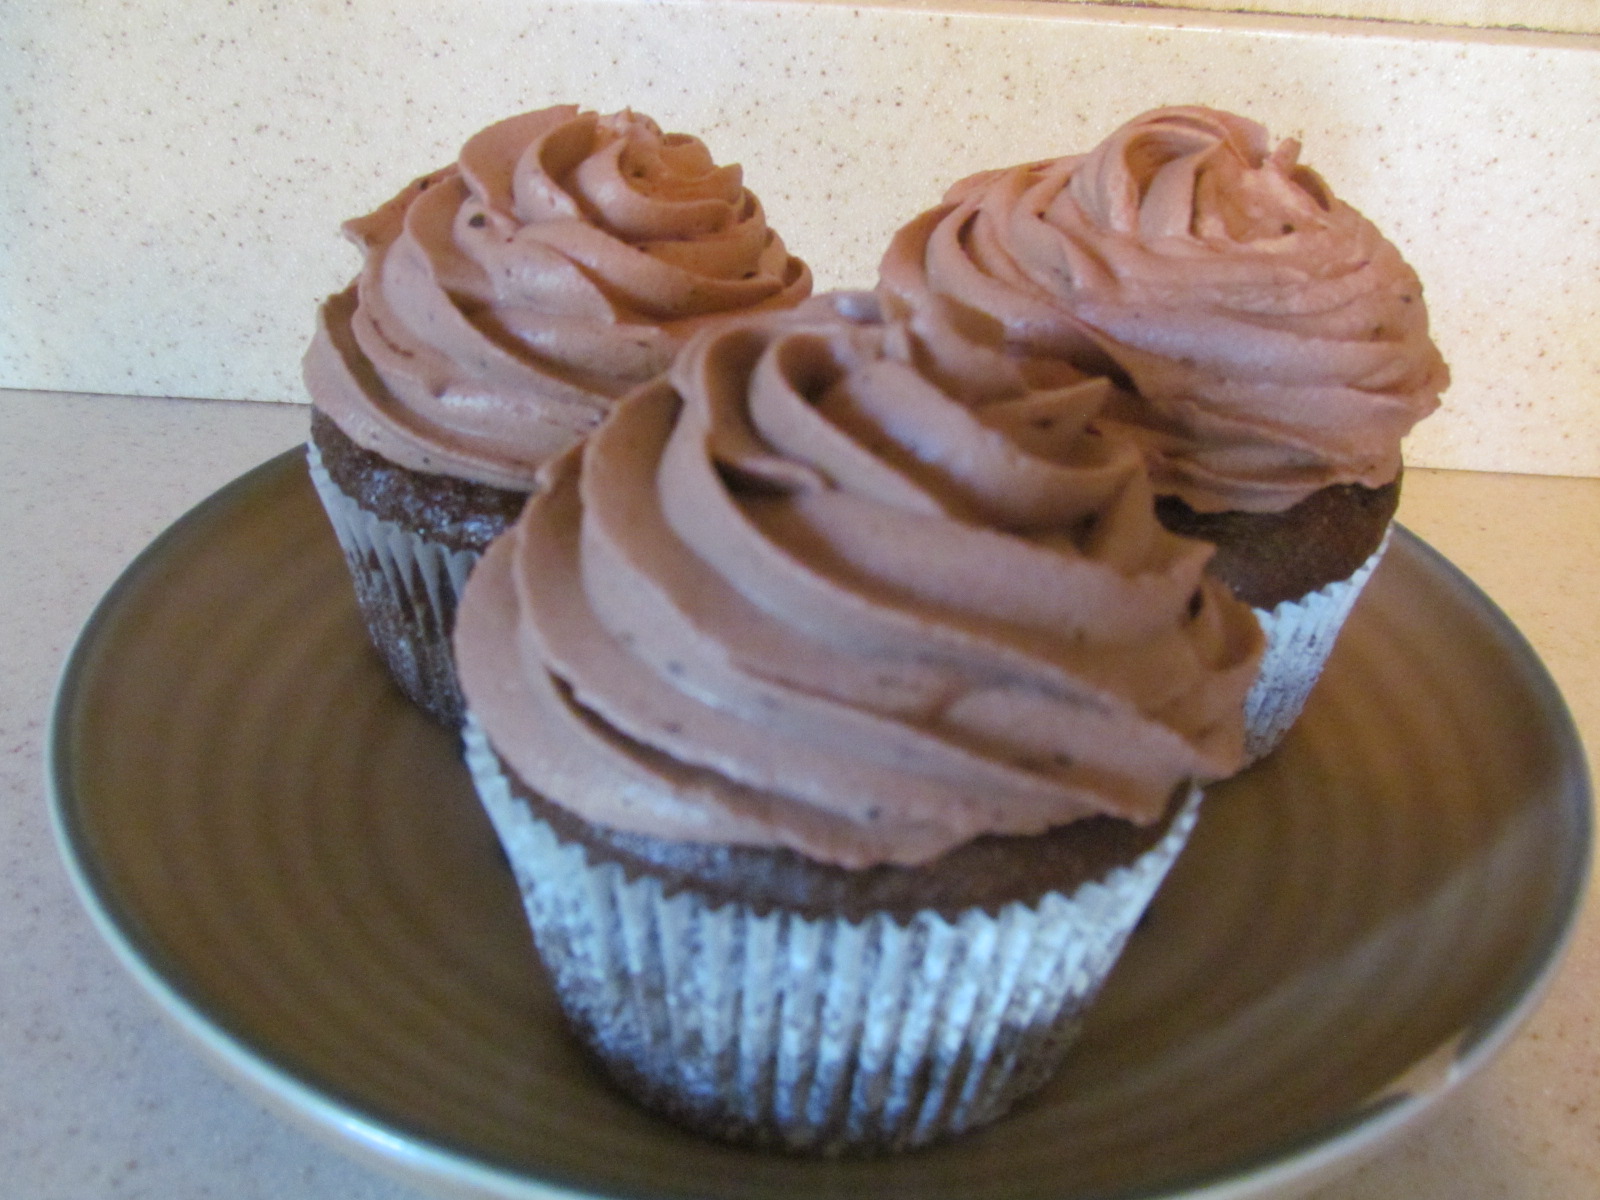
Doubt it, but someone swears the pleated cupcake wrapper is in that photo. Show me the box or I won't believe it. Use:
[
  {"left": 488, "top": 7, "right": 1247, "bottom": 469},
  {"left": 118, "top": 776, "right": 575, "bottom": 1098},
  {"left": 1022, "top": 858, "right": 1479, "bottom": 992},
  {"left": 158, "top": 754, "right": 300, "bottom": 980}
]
[
  {"left": 462, "top": 716, "right": 1202, "bottom": 1154},
  {"left": 1244, "top": 527, "right": 1391, "bottom": 762},
  {"left": 304, "top": 442, "right": 479, "bottom": 725}
]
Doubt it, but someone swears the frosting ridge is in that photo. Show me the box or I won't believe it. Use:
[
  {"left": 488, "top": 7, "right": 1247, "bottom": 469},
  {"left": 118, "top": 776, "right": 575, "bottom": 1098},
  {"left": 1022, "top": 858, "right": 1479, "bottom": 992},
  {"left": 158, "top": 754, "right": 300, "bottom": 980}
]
[
  {"left": 304, "top": 106, "right": 811, "bottom": 491},
  {"left": 456, "top": 295, "right": 1263, "bottom": 868},
  {"left": 879, "top": 106, "right": 1448, "bottom": 513}
]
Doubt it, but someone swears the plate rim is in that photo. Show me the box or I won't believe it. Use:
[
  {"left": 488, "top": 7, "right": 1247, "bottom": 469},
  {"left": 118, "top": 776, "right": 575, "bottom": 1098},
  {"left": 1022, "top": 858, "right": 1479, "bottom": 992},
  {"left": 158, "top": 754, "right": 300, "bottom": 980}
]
[{"left": 44, "top": 449, "right": 1595, "bottom": 1200}]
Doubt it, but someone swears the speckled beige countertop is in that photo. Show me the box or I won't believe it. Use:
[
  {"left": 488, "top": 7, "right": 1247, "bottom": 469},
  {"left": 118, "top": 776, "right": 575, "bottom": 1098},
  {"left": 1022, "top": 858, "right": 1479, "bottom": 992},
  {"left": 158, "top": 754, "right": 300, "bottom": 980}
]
[{"left": 0, "top": 385, "right": 1595, "bottom": 1199}]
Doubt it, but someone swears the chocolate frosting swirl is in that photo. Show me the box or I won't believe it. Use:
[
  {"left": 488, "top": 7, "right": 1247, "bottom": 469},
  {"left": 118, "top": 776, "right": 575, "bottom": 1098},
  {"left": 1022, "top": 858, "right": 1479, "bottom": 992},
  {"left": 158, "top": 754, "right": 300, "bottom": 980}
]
[
  {"left": 879, "top": 106, "right": 1447, "bottom": 513},
  {"left": 455, "top": 295, "right": 1262, "bottom": 868},
  {"left": 304, "top": 105, "right": 812, "bottom": 491}
]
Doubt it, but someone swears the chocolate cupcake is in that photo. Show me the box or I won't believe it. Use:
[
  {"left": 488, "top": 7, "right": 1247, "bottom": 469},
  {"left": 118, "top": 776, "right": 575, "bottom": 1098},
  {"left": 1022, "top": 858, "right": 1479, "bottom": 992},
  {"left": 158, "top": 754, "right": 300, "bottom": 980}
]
[
  {"left": 879, "top": 106, "right": 1447, "bottom": 759},
  {"left": 303, "top": 104, "right": 811, "bottom": 725},
  {"left": 453, "top": 294, "right": 1262, "bottom": 1152}
]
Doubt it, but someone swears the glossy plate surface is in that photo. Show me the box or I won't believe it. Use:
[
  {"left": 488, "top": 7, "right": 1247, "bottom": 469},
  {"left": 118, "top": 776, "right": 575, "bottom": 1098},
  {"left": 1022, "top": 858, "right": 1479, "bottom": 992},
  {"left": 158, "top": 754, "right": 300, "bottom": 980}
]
[{"left": 49, "top": 450, "right": 1592, "bottom": 1200}]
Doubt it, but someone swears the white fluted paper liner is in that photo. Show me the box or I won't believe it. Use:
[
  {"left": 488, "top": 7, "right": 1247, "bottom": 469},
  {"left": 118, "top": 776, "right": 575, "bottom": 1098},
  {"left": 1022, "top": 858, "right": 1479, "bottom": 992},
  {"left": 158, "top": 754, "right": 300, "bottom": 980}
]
[
  {"left": 305, "top": 441, "right": 479, "bottom": 726},
  {"left": 462, "top": 716, "right": 1203, "bottom": 1153},
  {"left": 1244, "top": 527, "right": 1391, "bottom": 762}
]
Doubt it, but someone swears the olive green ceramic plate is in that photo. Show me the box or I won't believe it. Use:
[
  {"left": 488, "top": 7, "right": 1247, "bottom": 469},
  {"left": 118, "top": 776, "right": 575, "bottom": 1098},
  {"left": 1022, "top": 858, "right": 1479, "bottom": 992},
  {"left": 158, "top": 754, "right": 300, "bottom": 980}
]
[{"left": 49, "top": 450, "right": 1591, "bottom": 1200}]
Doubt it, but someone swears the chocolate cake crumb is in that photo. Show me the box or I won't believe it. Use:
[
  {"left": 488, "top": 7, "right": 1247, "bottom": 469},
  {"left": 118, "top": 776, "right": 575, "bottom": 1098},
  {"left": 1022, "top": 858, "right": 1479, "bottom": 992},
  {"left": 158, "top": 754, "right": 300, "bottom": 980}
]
[
  {"left": 500, "top": 751, "right": 1185, "bottom": 922},
  {"left": 1157, "top": 476, "right": 1399, "bottom": 609},
  {"left": 310, "top": 408, "right": 528, "bottom": 554}
]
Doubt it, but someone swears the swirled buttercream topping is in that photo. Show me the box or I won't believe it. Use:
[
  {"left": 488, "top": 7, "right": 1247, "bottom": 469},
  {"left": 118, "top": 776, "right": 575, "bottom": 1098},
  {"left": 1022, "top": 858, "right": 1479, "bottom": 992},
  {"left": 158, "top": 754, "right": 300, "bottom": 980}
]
[
  {"left": 879, "top": 106, "right": 1447, "bottom": 513},
  {"left": 304, "top": 105, "right": 812, "bottom": 491},
  {"left": 455, "top": 295, "right": 1263, "bottom": 868}
]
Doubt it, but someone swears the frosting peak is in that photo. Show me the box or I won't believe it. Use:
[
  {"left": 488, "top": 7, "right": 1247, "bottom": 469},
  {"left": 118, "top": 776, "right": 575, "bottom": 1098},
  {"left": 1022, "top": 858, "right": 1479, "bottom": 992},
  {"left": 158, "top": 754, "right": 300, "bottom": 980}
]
[
  {"left": 455, "top": 296, "right": 1263, "bottom": 868},
  {"left": 879, "top": 106, "right": 1448, "bottom": 513},
  {"left": 304, "top": 105, "right": 812, "bottom": 492}
]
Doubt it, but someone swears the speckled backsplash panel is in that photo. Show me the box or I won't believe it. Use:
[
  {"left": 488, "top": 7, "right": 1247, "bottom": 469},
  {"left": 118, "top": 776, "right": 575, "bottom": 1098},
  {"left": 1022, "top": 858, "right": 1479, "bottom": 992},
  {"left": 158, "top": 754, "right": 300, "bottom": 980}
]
[
  {"left": 1045, "top": 0, "right": 1600, "bottom": 34},
  {"left": 2, "top": 0, "right": 1597, "bottom": 477}
]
